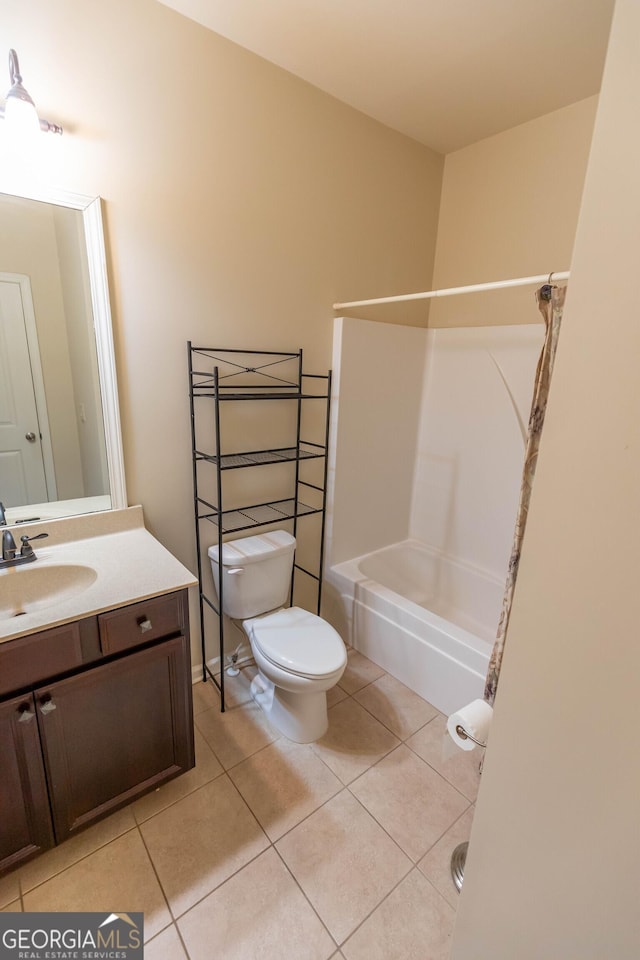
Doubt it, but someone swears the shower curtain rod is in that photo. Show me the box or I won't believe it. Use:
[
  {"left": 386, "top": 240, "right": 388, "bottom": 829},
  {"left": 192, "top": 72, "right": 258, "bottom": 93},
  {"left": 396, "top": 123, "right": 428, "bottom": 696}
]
[{"left": 332, "top": 270, "right": 570, "bottom": 310}]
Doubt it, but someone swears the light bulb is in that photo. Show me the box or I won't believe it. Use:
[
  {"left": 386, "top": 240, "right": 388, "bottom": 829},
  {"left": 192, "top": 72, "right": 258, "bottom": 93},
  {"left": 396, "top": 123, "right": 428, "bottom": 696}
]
[{"left": 4, "top": 92, "right": 40, "bottom": 139}]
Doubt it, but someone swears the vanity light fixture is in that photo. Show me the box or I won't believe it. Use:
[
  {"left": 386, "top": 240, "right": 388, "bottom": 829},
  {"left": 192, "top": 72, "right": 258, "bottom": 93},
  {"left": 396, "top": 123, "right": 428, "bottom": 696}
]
[{"left": 0, "top": 48, "right": 63, "bottom": 136}]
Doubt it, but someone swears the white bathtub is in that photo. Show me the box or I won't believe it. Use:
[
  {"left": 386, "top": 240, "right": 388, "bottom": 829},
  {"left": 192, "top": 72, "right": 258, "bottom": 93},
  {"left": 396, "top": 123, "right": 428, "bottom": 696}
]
[{"left": 327, "top": 540, "right": 503, "bottom": 715}]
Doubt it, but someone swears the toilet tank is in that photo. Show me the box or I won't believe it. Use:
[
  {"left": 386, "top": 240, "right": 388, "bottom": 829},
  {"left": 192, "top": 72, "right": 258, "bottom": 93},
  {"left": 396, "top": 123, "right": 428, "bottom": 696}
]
[{"left": 208, "top": 530, "right": 296, "bottom": 619}]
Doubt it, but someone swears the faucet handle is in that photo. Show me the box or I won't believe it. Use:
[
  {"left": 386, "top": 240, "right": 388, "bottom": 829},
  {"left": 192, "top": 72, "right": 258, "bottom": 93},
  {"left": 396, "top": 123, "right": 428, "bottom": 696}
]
[
  {"left": 20, "top": 532, "right": 48, "bottom": 557},
  {"left": 0, "top": 502, "right": 5, "bottom": 526}
]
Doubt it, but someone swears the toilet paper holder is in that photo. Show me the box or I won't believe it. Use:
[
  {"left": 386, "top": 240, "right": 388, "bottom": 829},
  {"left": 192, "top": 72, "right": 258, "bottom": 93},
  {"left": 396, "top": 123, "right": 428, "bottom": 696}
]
[{"left": 455, "top": 724, "right": 487, "bottom": 748}]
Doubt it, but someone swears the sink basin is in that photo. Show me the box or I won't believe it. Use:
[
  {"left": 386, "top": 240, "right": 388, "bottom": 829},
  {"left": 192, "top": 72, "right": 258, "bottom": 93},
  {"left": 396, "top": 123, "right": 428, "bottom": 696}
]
[{"left": 0, "top": 564, "right": 98, "bottom": 620}]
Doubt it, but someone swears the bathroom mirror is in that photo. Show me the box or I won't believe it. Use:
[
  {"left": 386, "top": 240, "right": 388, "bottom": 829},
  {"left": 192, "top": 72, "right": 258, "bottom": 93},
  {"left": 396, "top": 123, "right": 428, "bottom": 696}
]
[{"left": 0, "top": 185, "right": 126, "bottom": 523}]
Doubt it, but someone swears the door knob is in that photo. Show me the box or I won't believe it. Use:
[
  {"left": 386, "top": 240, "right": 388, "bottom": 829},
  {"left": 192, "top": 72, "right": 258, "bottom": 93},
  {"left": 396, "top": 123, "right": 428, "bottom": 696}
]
[
  {"left": 39, "top": 698, "right": 57, "bottom": 715},
  {"left": 18, "top": 704, "right": 35, "bottom": 723},
  {"left": 25, "top": 432, "right": 37, "bottom": 442}
]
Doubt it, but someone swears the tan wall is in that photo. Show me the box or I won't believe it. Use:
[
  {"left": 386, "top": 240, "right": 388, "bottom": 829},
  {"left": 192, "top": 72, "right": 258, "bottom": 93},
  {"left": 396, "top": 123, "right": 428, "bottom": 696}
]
[
  {"left": 1, "top": 0, "right": 443, "bottom": 661},
  {"left": 429, "top": 96, "right": 598, "bottom": 328},
  {"left": 452, "top": 0, "right": 640, "bottom": 956}
]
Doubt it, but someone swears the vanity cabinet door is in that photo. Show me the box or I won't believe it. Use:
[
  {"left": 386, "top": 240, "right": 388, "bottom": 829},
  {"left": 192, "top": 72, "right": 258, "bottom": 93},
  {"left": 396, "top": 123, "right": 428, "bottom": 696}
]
[
  {"left": 0, "top": 694, "right": 54, "bottom": 873},
  {"left": 35, "top": 634, "right": 194, "bottom": 843}
]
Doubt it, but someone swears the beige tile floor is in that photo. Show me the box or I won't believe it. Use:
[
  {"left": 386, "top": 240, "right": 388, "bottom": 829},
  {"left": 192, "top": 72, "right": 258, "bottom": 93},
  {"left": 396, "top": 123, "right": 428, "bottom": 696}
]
[{"left": 3, "top": 647, "right": 481, "bottom": 959}]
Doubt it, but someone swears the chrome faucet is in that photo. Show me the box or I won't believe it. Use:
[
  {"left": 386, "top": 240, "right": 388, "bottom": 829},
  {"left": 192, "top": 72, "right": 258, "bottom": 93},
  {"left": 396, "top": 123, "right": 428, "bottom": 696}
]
[
  {"left": 0, "top": 502, "right": 6, "bottom": 526},
  {"left": 1, "top": 530, "right": 48, "bottom": 569}
]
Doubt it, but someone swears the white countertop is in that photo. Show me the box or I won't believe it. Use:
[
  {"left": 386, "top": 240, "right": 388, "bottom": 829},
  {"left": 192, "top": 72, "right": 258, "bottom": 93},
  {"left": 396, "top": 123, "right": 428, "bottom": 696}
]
[{"left": 0, "top": 506, "right": 197, "bottom": 643}]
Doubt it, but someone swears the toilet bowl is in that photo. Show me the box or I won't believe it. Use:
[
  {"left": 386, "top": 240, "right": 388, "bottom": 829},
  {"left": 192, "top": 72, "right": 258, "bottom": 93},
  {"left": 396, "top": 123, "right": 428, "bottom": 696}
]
[
  {"left": 244, "top": 606, "right": 346, "bottom": 742},
  {"left": 208, "top": 530, "right": 347, "bottom": 742}
]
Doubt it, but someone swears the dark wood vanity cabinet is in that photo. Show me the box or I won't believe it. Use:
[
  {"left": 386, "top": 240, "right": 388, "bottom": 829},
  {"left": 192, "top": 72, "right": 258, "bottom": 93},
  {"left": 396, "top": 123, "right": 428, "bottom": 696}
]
[
  {"left": 0, "top": 589, "right": 194, "bottom": 875},
  {"left": 0, "top": 694, "right": 54, "bottom": 872}
]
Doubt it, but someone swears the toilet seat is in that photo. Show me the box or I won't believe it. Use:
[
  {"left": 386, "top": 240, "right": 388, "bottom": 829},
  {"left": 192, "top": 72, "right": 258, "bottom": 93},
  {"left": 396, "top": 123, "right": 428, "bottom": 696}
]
[{"left": 246, "top": 606, "right": 346, "bottom": 679}]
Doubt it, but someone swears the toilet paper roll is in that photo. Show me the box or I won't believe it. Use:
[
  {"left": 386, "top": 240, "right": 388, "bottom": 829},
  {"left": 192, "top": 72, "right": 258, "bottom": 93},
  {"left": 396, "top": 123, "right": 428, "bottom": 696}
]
[{"left": 447, "top": 699, "right": 493, "bottom": 752}]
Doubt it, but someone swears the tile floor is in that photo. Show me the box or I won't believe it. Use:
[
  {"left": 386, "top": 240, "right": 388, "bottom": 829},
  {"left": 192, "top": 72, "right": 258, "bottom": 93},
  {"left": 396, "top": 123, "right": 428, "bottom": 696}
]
[{"left": 2, "top": 647, "right": 481, "bottom": 959}]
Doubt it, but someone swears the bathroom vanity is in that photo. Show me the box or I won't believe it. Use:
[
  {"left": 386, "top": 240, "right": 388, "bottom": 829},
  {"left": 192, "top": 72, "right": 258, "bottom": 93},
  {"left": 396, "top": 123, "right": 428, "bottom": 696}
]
[{"left": 0, "top": 507, "right": 197, "bottom": 875}]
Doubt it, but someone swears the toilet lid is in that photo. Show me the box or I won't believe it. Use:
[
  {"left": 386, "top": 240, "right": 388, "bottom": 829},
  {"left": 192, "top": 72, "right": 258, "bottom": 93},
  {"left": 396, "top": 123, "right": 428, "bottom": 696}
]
[{"left": 249, "top": 607, "right": 346, "bottom": 678}]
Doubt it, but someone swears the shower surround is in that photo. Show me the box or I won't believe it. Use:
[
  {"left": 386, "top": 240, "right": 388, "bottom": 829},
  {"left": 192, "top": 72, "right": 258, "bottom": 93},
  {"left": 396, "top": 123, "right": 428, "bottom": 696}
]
[{"left": 324, "top": 315, "right": 543, "bottom": 714}]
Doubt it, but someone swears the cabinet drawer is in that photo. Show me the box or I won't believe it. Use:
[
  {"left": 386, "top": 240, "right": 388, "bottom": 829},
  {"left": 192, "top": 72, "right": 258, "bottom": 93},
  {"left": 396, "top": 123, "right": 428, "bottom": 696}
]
[
  {"left": 0, "top": 621, "right": 95, "bottom": 697},
  {"left": 98, "top": 592, "right": 185, "bottom": 654}
]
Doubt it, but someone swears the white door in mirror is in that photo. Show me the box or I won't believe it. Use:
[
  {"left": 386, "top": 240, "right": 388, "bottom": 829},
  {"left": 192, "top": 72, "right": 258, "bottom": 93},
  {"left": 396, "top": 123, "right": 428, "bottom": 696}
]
[{"left": 0, "top": 277, "right": 52, "bottom": 505}]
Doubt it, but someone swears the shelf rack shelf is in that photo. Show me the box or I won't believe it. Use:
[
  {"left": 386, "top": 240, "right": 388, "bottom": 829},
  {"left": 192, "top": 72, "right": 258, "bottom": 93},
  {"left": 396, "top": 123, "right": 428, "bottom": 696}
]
[{"left": 188, "top": 344, "right": 332, "bottom": 711}]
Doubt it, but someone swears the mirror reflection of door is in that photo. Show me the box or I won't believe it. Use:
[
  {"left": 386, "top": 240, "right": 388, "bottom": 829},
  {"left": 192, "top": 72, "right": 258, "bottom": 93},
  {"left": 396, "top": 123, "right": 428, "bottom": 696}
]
[
  {"left": 0, "top": 274, "right": 56, "bottom": 507},
  {"left": 0, "top": 195, "right": 111, "bottom": 517}
]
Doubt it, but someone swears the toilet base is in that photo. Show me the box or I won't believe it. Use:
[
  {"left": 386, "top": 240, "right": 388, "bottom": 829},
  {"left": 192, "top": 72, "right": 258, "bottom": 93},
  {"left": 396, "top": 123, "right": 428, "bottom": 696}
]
[{"left": 251, "top": 672, "right": 329, "bottom": 743}]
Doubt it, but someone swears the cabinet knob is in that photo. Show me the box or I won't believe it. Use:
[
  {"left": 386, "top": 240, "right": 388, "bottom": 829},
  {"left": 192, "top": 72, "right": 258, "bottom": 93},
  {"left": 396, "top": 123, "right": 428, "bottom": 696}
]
[
  {"left": 137, "top": 617, "right": 153, "bottom": 633},
  {"left": 39, "top": 698, "right": 57, "bottom": 715},
  {"left": 18, "top": 704, "right": 35, "bottom": 723}
]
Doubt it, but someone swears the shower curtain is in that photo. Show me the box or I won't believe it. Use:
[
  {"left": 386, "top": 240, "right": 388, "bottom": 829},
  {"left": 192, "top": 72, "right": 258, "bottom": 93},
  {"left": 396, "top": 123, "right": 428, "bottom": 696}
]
[{"left": 484, "top": 284, "right": 566, "bottom": 705}]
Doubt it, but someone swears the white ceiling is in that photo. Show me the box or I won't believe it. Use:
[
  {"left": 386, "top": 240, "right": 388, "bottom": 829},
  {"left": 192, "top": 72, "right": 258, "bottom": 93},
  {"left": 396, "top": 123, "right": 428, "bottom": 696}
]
[{"left": 158, "top": 0, "right": 615, "bottom": 153}]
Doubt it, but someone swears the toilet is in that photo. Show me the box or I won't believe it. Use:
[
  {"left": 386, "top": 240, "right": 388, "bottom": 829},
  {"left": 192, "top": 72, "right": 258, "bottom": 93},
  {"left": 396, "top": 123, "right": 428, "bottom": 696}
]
[{"left": 208, "top": 530, "right": 346, "bottom": 742}]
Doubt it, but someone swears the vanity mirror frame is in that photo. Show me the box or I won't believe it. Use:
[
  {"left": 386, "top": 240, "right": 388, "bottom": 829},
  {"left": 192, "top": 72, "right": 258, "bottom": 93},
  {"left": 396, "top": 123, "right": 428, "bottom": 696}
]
[{"left": 0, "top": 183, "right": 127, "bottom": 517}]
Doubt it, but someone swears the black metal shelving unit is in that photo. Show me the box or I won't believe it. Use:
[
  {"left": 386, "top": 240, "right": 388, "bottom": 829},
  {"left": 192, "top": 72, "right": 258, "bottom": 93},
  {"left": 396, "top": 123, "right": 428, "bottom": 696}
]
[{"left": 188, "top": 344, "right": 332, "bottom": 710}]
